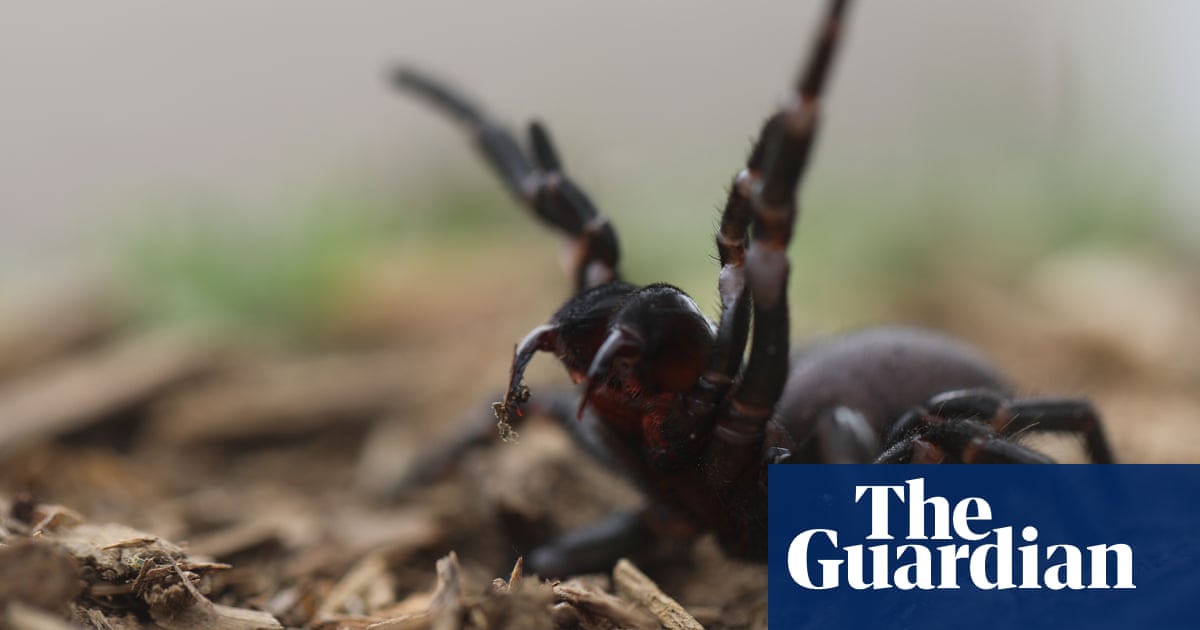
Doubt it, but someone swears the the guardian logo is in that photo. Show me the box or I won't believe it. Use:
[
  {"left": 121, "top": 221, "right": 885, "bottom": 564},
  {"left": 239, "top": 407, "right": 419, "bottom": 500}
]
[
  {"left": 769, "top": 467, "right": 1198, "bottom": 628},
  {"left": 787, "top": 478, "right": 1135, "bottom": 591}
]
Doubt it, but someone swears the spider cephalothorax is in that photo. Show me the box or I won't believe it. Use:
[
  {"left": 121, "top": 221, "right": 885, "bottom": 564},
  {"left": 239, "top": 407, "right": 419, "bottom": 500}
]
[{"left": 394, "top": 0, "right": 1115, "bottom": 577}]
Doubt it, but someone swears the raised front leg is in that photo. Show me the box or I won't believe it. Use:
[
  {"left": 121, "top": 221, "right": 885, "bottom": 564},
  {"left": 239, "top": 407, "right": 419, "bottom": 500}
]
[
  {"left": 394, "top": 70, "right": 620, "bottom": 293},
  {"left": 704, "top": 0, "right": 852, "bottom": 493}
]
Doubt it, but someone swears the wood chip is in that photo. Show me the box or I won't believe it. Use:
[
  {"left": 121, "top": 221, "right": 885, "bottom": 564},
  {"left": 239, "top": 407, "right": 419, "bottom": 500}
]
[
  {"left": 145, "top": 555, "right": 282, "bottom": 630},
  {"left": 428, "top": 552, "right": 463, "bottom": 630},
  {"left": 0, "top": 332, "right": 220, "bottom": 455},
  {"left": 0, "top": 540, "right": 82, "bottom": 613},
  {"left": 553, "top": 579, "right": 658, "bottom": 630},
  {"left": 29, "top": 504, "right": 84, "bottom": 535},
  {"left": 101, "top": 536, "right": 159, "bottom": 550},
  {"left": 0, "top": 276, "right": 124, "bottom": 382},
  {"left": 507, "top": 556, "right": 524, "bottom": 591},
  {"left": 614, "top": 558, "right": 705, "bottom": 630},
  {"left": 314, "top": 551, "right": 393, "bottom": 620},
  {"left": 146, "top": 352, "right": 419, "bottom": 445},
  {"left": 184, "top": 518, "right": 291, "bottom": 560},
  {"left": 372, "top": 591, "right": 434, "bottom": 620},
  {"left": 151, "top": 600, "right": 283, "bottom": 630},
  {"left": 366, "top": 612, "right": 432, "bottom": 630},
  {"left": 493, "top": 556, "right": 525, "bottom": 593},
  {"left": 51, "top": 522, "right": 187, "bottom": 584},
  {"left": 5, "top": 602, "right": 80, "bottom": 630}
]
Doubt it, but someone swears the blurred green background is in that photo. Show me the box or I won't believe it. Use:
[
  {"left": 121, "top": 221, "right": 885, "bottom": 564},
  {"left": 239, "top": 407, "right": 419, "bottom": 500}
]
[{"left": 1, "top": 1, "right": 1194, "bottom": 340}]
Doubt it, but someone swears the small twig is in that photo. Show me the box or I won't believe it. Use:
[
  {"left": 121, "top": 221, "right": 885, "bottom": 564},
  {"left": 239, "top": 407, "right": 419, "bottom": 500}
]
[
  {"left": 171, "top": 561, "right": 208, "bottom": 603},
  {"left": 130, "top": 559, "right": 153, "bottom": 596},
  {"left": 492, "top": 556, "right": 525, "bottom": 593},
  {"left": 507, "top": 556, "right": 524, "bottom": 590},
  {"left": 102, "top": 536, "right": 159, "bottom": 550},
  {"left": 28, "top": 505, "right": 83, "bottom": 536},
  {"left": 128, "top": 551, "right": 194, "bottom": 598},
  {"left": 180, "top": 561, "right": 233, "bottom": 573},
  {"left": 314, "top": 552, "right": 391, "bottom": 620}
]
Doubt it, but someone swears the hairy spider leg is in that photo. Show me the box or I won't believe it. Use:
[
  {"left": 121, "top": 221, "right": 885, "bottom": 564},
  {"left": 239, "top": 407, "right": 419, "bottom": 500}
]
[
  {"left": 704, "top": 0, "right": 853, "bottom": 493},
  {"left": 876, "top": 418, "right": 1056, "bottom": 464},
  {"left": 700, "top": 121, "right": 768, "bottom": 399},
  {"left": 1003, "top": 398, "right": 1115, "bottom": 463},
  {"left": 393, "top": 69, "right": 620, "bottom": 292},
  {"left": 909, "top": 389, "right": 1115, "bottom": 464},
  {"left": 877, "top": 388, "right": 1114, "bottom": 464}
]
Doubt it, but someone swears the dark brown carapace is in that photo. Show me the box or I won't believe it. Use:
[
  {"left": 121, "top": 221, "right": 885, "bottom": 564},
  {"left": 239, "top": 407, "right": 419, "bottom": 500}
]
[{"left": 394, "top": 0, "right": 1115, "bottom": 577}]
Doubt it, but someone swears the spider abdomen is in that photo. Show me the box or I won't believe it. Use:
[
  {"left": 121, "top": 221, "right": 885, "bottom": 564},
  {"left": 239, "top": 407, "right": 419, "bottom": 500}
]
[{"left": 775, "top": 326, "right": 1013, "bottom": 460}]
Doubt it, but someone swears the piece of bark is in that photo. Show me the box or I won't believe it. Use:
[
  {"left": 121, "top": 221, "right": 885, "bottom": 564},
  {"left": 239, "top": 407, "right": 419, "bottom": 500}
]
[
  {"left": 165, "top": 486, "right": 322, "bottom": 560},
  {"left": 51, "top": 523, "right": 187, "bottom": 585},
  {"left": 687, "top": 606, "right": 723, "bottom": 627},
  {"left": 5, "top": 602, "right": 81, "bottom": 630},
  {"left": 184, "top": 517, "right": 293, "bottom": 561},
  {"left": 494, "top": 557, "right": 523, "bottom": 593},
  {"left": 0, "top": 332, "right": 221, "bottom": 455},
  {"left": 314, "top": 552, "right": 393, "bottom": 620},
  {"left": 145, "top": 559, "right": 280, "bottom": 630},
  {"left": 371, "top": 591, "right": 434, "bottom": 622},
  {"left": 27, "top": 504, "right": 85, "bottom": 535},
  {"left": 427, "top": 552, "right": 464, "bottom": 630},
  {"left": 366, "top": 613, "right": 432, "bottom": 630},
  {"left": 549, "top": 602, "right": 588, "bottom": 628},
  {"left": 552, "top": 579, "right": 658, "bottom": 630},
  {"left": 186, "top": 496, "right": 439, "bottom": 577},
  {"left": 327, "top": 507, "right": 442, "bottom": 562},
  {"left": 614, "top": 558, "right": 704, "bottom": 630},
  {"left": 151, "top": 598, "right": 283, "bottom": 630},
  {"left": 145, "top": 352, "right": 421, "bottom": 445},
  {"left": 11, "top": 518, "right": 270, "bottom": 629},
  {"left": 0, "top": 541, "right": 83, "bottom": 613},
  {"left": 74, "top": 605, "right": 147, "bottom": 630},
  {"left": 0, "top": 276, "right": 124, "bottom": 382}
]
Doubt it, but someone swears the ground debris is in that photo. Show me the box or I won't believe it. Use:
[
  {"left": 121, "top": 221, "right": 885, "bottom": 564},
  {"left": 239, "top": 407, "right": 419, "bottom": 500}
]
[
  {"left": 144, "top": 352, "right": 423, "bottom": 446},
  {"left": 614, "top": 559, "right": 704, "bottom": 630},
  {"left": 552, "top": 577, "right": 658, "bottom": 630},
  {"left": 0, "top": 247, "right": 1190, "bottom": 630},
  {"left": 0, "top": 275, "right": 125, "bottom": 382},
  {"left": 0, "top": 331, "right": 222, "bottom": 456},
  {"left": 0, "top": 500, "right": 280, "bottom": 630},
  {"left": 6, "top": 602, "right": 82, "bottom": 630},
  {"left": 0, "top": 540, "right": 83, "bottom": 614},
  {"left": 150, "top": 598, "right": 282, "bottom": 630},
  {"left": 310, "top": 552, "right": 682, "bottom": 630},
  {"left": 314, "top": 549, "right": 396, "bottom": 621},
  {"left": 50, "top": 523, "right": 189, "bottom": 585}
]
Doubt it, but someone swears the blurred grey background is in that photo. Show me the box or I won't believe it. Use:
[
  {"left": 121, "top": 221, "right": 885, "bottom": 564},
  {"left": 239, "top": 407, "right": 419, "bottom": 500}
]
[{"left": 2, "top": 1, "right": 1197, "bottom": 274}]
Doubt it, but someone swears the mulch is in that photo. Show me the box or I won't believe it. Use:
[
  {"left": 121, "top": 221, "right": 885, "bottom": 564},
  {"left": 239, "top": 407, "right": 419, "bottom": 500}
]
[{"left": 1, "top": 249, "right": 1195, "bottom": 629}]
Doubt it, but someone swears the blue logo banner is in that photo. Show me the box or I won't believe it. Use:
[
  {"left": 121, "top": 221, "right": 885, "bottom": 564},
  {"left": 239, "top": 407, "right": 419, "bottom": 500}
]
[{"left": 768, "top": 465, "right": 1200, "bottom": 629}]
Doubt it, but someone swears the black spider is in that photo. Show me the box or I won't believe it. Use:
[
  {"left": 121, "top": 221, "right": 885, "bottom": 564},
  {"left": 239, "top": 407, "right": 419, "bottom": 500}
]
[{"left": 392, "top": 0, "right": 1115, "bottom": 577}]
